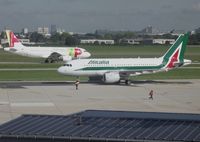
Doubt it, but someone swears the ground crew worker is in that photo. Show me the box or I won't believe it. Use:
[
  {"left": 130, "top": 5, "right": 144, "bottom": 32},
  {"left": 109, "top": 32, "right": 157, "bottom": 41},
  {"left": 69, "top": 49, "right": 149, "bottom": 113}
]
[
  {"left": 75, "top": 80, "right": 80, "bottom": 90},
  {"left": 149, "top": 90, "right": 154, "bottom": 100}
]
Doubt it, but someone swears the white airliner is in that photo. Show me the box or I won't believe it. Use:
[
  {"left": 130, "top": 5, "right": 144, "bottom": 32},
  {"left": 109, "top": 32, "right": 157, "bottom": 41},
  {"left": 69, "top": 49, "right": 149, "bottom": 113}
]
[
  {"left": 57, "top": 33, "right": 191, "bottom": 84},
  {"left": 4, "top": 31, "right": 91, "bottom": 63}
]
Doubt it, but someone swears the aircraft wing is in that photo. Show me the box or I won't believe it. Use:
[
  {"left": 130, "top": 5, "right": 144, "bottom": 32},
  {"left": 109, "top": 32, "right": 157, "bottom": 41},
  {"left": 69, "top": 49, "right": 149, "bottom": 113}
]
[{"left": 119, "top": 70, "right": 157, "bottom": 77}]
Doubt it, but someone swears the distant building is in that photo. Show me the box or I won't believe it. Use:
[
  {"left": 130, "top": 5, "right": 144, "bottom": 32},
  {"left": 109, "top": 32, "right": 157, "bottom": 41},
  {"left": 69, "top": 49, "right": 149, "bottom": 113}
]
[
  {"left": 50, "top": 24, "right": 57, "bottom": 35},
  {"left": 95, "top": 29, "right": 110, "bottom": 36},
  {"left": 119, "top": 39, "right": 139, "bottom": 45},
  {"left": 120, "top": 38, "right": 175, "bottom": 45},
  {"left": 170, "top": 30, "right": 185, "bottom": 36},
  {"left": 19, "top": 39, "right": 30, "bottom": 44},
  {"left": 80, "top": 39, "right": 114, "bottom": 45},
  {"left": 22, "top": 28, "right": 28, "bottom": 35},
  {"left": 195, "top": 27, "right": 200, "bottom": 34},
  {"left": 38, "top": 27, "right": 49, "bottom": 36},
  {"left": 1, "top": 39, "right": 8, "bottom": 45},
  {"left": 153, "top": 39, "right": 175, "bottom": 45},
  {"left": 191, "top": 30, "right": 195, "bottom": 35},
  {"left": 140, "top": 25, "right": 153, "bottom": 34},
  {"left": 56, "top": 28, "right": 65, "bottom": 34}
]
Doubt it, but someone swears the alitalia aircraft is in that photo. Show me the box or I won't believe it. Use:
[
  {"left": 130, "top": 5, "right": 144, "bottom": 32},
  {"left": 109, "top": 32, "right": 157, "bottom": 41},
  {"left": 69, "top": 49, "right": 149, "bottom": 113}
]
[
  {"left": 4, "top": 31, "right": 91, "bottom": 63},
  {"left": 57, "top": 33, "right": 191, "bottom": 84}
]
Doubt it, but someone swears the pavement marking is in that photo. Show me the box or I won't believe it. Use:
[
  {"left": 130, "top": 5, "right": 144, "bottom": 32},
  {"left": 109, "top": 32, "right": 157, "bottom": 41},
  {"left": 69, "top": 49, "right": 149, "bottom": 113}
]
[
  {"left": 10, "top": 102, "right": 55, "bottom": 107},
  {"left": 0, "top": 102, "right": 9, "bottom": 105}
]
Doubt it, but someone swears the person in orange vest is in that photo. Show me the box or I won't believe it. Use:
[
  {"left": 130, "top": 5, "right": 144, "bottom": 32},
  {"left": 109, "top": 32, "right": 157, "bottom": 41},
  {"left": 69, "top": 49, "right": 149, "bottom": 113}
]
[{"left": 149, "top": 90, "right": 154, "bottom": 100}]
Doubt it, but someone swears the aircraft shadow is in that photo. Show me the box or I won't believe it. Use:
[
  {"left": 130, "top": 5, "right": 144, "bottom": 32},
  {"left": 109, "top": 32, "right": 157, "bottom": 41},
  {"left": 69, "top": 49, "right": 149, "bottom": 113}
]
[
  {"left": 0, "top": 80, "right": 192, "bottom": 89},
  {"left": 131, "top": 80, "right": 192, "bottom": 85},
  {"left": 88, "top": 80, "right": 192, "bottom": 86}
]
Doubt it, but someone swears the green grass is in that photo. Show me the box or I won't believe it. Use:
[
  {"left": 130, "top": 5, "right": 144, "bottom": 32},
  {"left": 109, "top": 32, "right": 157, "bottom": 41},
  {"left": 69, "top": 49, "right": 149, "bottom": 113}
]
[
  {"left": 133, "top": 69, "right": 200, "bottom": 80},
  {"left": 0, "top": 69, "right": 199, "bottom": 81}
]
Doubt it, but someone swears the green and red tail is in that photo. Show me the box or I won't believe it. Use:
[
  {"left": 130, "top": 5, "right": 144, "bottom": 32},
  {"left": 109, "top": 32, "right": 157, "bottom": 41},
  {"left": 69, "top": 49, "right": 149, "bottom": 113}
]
[{"left": 162, "top": 33, "right": 189, "bottom": 69}]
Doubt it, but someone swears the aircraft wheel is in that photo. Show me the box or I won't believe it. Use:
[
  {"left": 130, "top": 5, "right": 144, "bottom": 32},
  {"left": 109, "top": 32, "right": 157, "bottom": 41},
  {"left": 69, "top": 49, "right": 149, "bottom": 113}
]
[
  {"left": 125, "top": 80, "right": 131, "bottom": 85},
  {"left": 45, "top": 59, "right": 50, "bottom": 63},
  {"left": 50, "top": 60, "right": 55, "bottom": 63}
]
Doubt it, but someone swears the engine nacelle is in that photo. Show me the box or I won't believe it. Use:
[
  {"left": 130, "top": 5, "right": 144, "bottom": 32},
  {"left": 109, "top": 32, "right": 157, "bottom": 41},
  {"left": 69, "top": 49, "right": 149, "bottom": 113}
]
[
  {"left": 103, "top": 72, "right": 120, "bottom": 83},
  {"left": 61, "top": 56, "right": 72, "bottom": 61}
]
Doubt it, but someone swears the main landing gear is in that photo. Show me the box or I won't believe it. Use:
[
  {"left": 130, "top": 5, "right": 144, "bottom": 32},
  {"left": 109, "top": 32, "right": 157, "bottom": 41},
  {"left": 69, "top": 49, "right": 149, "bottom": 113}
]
[{"left": 125, "top": 80, "right": 131, "bottom": 85}]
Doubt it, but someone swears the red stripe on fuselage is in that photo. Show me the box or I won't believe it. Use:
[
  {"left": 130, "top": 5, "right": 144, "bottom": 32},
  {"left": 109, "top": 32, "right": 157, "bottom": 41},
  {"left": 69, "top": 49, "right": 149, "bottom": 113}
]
[{"left": 74, "top": 48, "right": 82, "bottom": 57}]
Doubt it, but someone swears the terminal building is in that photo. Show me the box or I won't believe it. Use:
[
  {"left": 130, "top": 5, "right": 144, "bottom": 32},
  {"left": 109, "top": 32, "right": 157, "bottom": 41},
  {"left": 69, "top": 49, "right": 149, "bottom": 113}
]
[{"left": 0, "top": 110, "right": 200, "bottom": 142}]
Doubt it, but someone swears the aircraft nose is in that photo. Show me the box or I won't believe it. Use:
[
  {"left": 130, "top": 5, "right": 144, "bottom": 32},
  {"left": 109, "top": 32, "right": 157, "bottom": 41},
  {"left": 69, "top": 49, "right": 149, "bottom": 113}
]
[
  {"left": 83, "top": 52, "right": 91, "bottom": 58},
  {"left": 57, "top": 66, "right": 65, "bottom": 74}
]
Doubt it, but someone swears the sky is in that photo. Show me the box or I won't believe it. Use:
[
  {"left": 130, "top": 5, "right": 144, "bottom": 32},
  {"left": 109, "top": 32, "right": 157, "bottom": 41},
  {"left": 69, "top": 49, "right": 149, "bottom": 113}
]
[{"left": 0, "top": 0, "right": 200, "bottom": 33}]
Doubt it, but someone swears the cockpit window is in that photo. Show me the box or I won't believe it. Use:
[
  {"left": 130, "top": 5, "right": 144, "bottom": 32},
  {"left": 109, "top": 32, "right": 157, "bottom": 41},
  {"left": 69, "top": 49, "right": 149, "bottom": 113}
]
[{"left": 64, "top": 64, "right": 72, "bottom": 67}]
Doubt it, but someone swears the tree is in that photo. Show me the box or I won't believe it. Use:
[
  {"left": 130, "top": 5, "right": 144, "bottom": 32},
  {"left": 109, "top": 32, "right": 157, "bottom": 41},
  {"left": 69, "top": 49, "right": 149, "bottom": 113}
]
[
  {"left": 188, "top": 33, "right": 200, "bottom": 45},
  {"left": 65, "top": 36, "right": 79, "bottom": 46},
  {"left": 50, "top": 33, "right": 61, "bottom": 43},
  {"left": 30, "top": 32, "right": 46, "bottom": 43},
  {"left": 104, "top": 34, "right": 112, "bottom": 39}
]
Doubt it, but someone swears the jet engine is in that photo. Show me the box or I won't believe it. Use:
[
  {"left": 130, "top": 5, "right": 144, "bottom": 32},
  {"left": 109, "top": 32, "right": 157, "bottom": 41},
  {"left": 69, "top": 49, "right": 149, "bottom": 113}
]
[{"left": 103, "top": 72, "right": 120, "bottom": 83}]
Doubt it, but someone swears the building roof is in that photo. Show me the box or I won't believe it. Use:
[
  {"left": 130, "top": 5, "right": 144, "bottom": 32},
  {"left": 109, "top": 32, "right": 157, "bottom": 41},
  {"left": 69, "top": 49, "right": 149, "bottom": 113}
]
[{"left": 0, "top": 110, "right": 200, "bottom": 142}]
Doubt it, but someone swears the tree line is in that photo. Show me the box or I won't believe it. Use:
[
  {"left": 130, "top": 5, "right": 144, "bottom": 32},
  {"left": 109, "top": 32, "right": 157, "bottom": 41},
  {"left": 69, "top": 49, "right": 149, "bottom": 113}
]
[
  {"left": 1, "top": 31, "right": 200, "bottom": 46},
  {"left": 30, "top": 32, "right": 200, "bottom": 45}
]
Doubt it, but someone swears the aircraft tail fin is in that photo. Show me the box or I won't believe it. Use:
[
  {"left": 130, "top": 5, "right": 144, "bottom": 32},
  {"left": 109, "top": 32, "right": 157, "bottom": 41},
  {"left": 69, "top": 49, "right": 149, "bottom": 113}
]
[
  {"left": 161, "top": 33, "right": 189, "bottom": 69},
  {"left": 6, "top": 30, "right": 25, "bottom": 48}
]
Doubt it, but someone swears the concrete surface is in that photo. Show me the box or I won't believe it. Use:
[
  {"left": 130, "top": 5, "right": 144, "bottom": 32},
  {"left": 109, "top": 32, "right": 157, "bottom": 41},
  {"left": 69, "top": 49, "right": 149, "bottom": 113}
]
[{"left": 0, "top": 80, "right": 200, "bottom": 124}]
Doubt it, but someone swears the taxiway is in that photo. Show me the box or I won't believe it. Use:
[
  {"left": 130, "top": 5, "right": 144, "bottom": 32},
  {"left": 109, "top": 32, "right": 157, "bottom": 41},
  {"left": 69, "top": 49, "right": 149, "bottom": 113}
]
[{"left": 0, "top": 79, "right": 199, "bottom": 124}]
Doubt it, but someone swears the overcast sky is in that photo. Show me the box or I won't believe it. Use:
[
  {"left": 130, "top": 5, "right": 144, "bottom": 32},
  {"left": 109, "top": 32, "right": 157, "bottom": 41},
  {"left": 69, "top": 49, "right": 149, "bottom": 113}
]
[{"left": 0, "top": 0, "right": 200, "bottom": 33}]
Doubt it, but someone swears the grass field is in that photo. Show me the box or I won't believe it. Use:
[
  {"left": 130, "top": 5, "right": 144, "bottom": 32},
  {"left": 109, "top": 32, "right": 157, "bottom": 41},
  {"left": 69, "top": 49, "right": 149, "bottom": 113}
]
[
  {"left": 0, "top": 45, "right": 199, "bottom": 81},
  {"left": 0, "top": 69, "right": 199, "bottom": 81}
]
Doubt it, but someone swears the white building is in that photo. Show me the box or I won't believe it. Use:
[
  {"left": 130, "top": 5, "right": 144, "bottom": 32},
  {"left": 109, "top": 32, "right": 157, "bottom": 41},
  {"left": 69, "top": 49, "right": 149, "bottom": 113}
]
[
  {"left": 22, "top": 28, "right": 28, "bottom": 34},
  {"left": 19, "top": 39, "right": 30, "bottom": 44},
  {"left": 153, "top": 39, "right": 175, "bottom": 45},
  {"left": 1, "top": 39, "right": 8, "bottom": 45},
  {"left": 38, "top": 27, "right": 49, "bottom": 36},
  {"left": 119, "top": 39, "right": 140, "bottom": 45},
  {"left": 56, "top": 28, "right": 65, "bottom": 34},
  {"left": 80, "top": 39, "right": 114, "bottom": 45}
]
